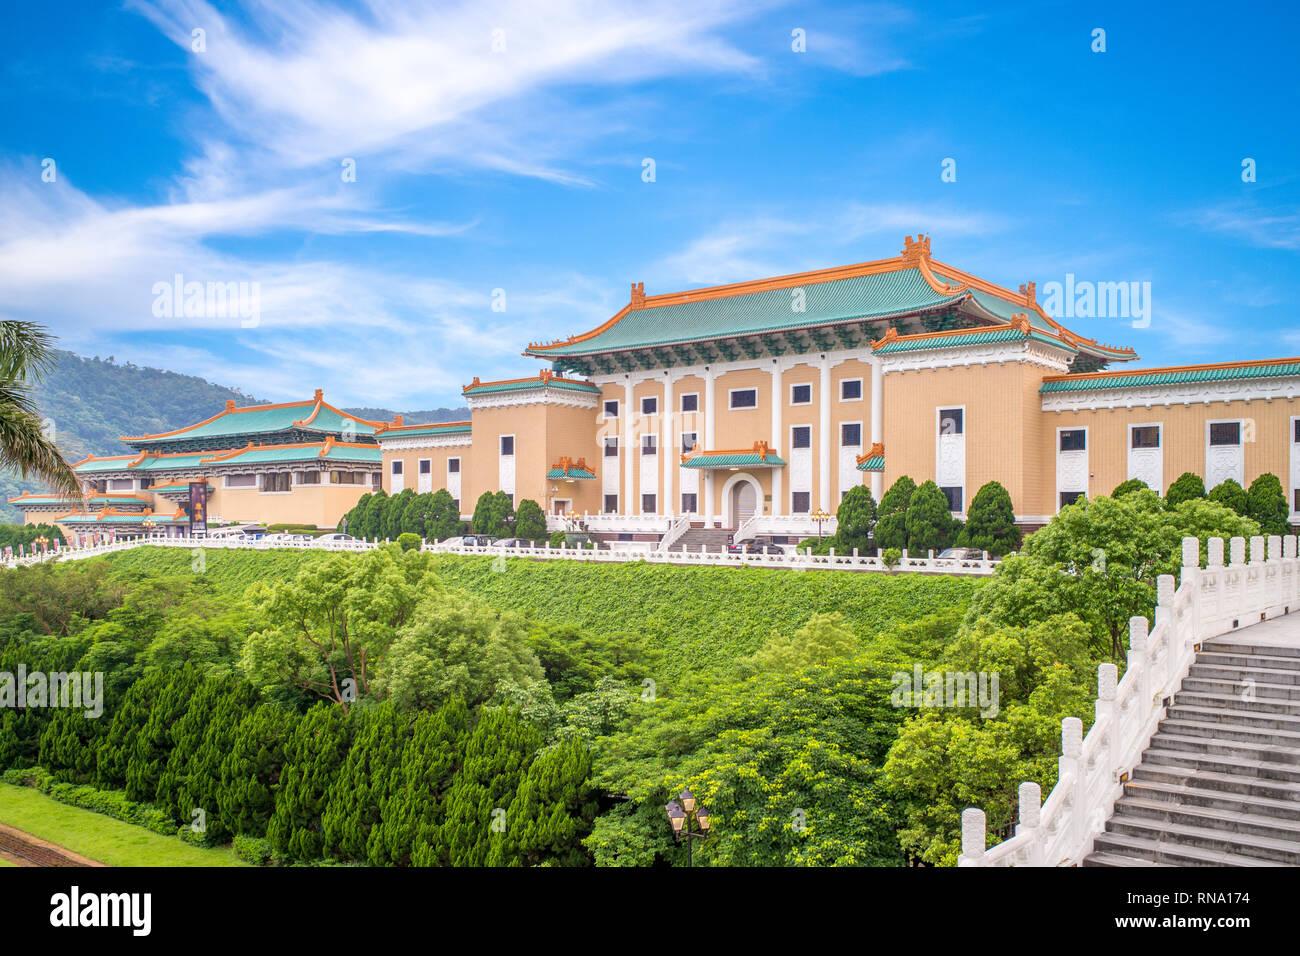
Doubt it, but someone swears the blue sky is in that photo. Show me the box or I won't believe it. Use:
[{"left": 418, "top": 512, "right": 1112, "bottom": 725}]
[{"left": 2, "top": 0, "right": 1297, "bottom": 408}]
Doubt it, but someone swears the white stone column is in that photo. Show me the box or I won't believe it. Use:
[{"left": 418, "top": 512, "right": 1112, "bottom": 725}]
[
  {"left": 704, "top": 367, "right": 716, "bottom": 526},
  {"left": 662, "top": 372, "right": 674, "bottom": 516},
  {"left": 818, "top": 355, "right": 831, "bottom": 512},
  {"left": 869, "top": 351, "right": 883, "bottom": 500},
  {"left": 623, "top": 378, "right": 635, "bottom": 515},
  {"left": 770, "top": 360, "right": 783, "bottom": 517}
]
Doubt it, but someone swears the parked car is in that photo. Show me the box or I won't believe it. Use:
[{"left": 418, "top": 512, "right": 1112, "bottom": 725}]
[
  {"left": 267, "top": 533, "right": 314, "bottom": 545},
  {"left": 728, "top": 539, "right": 787, "bottom": 555},
  {"left": 490, "top": 537, "right": 535, "bottom": 549},
  {"left": 936, "top": 547, "right": 987, "bottom": 565},
  {"left": 311, "top": 533, "right": 357, "bottom": 546},
  {"left": 452, "top": 534, "right": 497, "bottom": 548}
]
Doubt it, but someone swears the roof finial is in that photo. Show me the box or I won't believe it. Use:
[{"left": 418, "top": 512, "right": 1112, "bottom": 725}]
[
  {"left": 630, "top": 282, "right": 645, "bottom": 308},
  {"left": 225, "top": 399, "right": 236, "bottom": 412},
  {"left": 314, "top": 388, "right": 323, "bottom": 402},
  {"left": 1019, "top": 281, "right": 1036, "bottom": 306},
  {"left": 394, "top": 414, "right": 403, "bottom": 427},
  {"left": 900, "top": 234, "right": 931, "bottom": 260}
]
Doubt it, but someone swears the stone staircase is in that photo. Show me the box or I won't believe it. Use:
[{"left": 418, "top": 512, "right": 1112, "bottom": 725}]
[
  {"left": 1085, "top": 637, "right": 1300, "bottom": 866},
  {"left": 665, "top": 527, "right": 736, "bottom": 553}
]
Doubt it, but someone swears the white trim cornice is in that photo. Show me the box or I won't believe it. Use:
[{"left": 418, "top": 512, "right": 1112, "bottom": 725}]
[
  {"left": 377, "top": 434, "right": 474, "bottom": 451},
  {"left": 465, "top": 388, "right": 600, "bottom": 410},
  {"left": 1041, "top": 376, "right": 1300, "bottom": 413},
  {"left": 879, "top": 340, "right": 1073, "bottom": 375}
]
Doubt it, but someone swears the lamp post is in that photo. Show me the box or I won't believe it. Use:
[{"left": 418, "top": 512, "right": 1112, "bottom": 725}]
[
  {"left": 664, "top": 787, "right": 711, "bottom": 867},
  {"left": 142, "top": 518, "right": 156, "bottom": 540},
  {"left": 34, "top": 535, "right": 49, "bottom": 553},
  {"left": 809, "top": 507, "right": 830, "bottom": 542}
]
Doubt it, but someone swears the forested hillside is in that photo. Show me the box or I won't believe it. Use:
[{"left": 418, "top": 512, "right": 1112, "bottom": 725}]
[{"left": 1, "top": 351, "right": 468, "bottom": 521}]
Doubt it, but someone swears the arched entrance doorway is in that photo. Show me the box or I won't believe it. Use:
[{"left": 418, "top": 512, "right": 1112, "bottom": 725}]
[{"left": 721, "top": 472, "right": 762, "bottom": 528}]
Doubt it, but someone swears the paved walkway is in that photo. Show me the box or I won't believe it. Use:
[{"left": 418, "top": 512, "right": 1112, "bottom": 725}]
[{"left": 1211, "top": 611, "right": 1300, "bottom": 649}]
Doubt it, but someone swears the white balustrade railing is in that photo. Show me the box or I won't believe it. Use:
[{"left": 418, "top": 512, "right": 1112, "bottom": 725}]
[
  {"left": 655, "top": 514, "right": 693, "bottom": 552},
  {"left": 959, "top": 533, "right": 1300, "bottom": 868},
  {"left": 2, "top": 535, "right": 999, "bottom": 576}
]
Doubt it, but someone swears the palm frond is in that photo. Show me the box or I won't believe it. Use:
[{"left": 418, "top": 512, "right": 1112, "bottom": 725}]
[{"left": 0, "top": 320, "right": 59, "bottom": 383}]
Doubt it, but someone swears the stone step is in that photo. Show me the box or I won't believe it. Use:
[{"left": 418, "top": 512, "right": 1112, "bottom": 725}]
[
  {"left": 1088, "top": 830, "right": 1278, "bottom": 867},
  {"left": 1112, "top": 795, "right": 1300, "bottom": 843},
  {"left": 1141, "top": 746, "right": 1300, "bottom": 784},
  {"left": 1202, "top": 640, "right": 1300, "bottom": 660},
  {"left": 1133, "top": 763, "right": 1300, "bottom": 803},
  {"left": 1103, "top": 815, "right": 1300, "bottom": 864},
  {"left": 1082, "top": 851, "right": 1174, "bottom": 867},
  {"left": 1189, "top": 661, "right": 1300, "bottom": 686},
  {"left": 1167, "top": 703, "right": 1300, "bottom": 732},
  {"left": 1174, "top": 690, "right": 1300, "bottom": 716},
  {"left": 1180, "top": 676, "right": 1300, "bottom": 701},
  {"left": 1159, "top": 717, "right": 1300, "bottom": 749},
  {"left": 1197, "top": 650, "right": 1300, "bottom": 671},
  {"left": 1149, "top": 730, "right": 1300, "bottom": 765},
  {"left": 1122, "top": 778, "right": 1300, "bottom": 821}
]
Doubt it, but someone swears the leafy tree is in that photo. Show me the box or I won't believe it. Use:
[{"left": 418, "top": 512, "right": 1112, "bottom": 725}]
[
  {"left": 380, "top": 591, "right": 545, "bottom": 711},
  {"left": 241, "top": 548, "right": 441, "bottom": 709},
  {"left": 0, "top": 321, "right": 82, "bottom": 498},
  {"left": 218, "top": 702, "right": 299, "bottom": 837},
  {"left": 384, "top": 489, "right": 414, "bottom": 540},
  {"left": 95, "top": 670, "right": 170, "bottom": 789},
  {"left": 177, "top": 682, "right": 260, "bottom": 843},
  {"left": 339, "top": 492, "right": 370, "bottom": 534},
  {"left": 1110, "top": 478, "right": 1148, "bottom": 498},
  {"left": 1247, "top": 473, "right": 1290, "bottom": 536},
  {"left": 835, "top": 485, "right": 877, "bottom": 553},
  {"left": 267, "top": 703, "right": 354, "bottom": 861},
  {"left": 745, "top": 612, "right": 858, "bottom": 674},
  {"left": 155, "top": 675, "right": 227, "bottom": 820},
  {"left": 527, "top": 625, "right": 660, "bottom": 702},
  {"left": 873, "top": 476, "right": 916, "bottom": 550},
  {"left": 1164, "top": 471, "right": 1205, "bottom": 509},
  {"left": 359, "top": 489, "right": 388, "bottom": 540},
  {"left": 1208, "top": 478, "right": 1249, "bottom": 517},
  {"left": 470, "top": 491, "right": 497, "bottom": 535},
  {"left": 426, "top": 489, "right": 464, "bottom": 540},
  {"left": 905, "top": 480, "right": 955, "bottom": 554},
  {"left": 321, "top": 703, "right": 409, "bottom": 861},
  {"left": 514, "top": 498, "right": 547, "bottom": 542},
  {"left": 125, "top": 666, "right": 204, "bottom": 803},
  {"left": 957, "top": 481, "right": 1021, "bottom": 556},
  {"left": 489, "top": 737, "right": 596, "bottom": 867},
  {"left": 373, "top": 697, "right": 469, "bottom": 866},
  {"left": 396, "top": 532, "right": 421, "bottom": 552}
]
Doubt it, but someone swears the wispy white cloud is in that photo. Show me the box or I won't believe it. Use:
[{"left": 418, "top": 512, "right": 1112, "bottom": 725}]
[{"left": 1185, "top": 201, "right": 1300, "bottom": 251}]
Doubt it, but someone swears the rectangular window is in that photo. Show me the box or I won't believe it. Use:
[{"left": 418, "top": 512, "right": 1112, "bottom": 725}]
[
  {"left": 1295, "top": 488, "right": 1300, "bottom": 513},
  {"left": 939, "top": 408, "right": 963, "bottom": 435},
  {"left": 108, "top": 478, "right": 134, "bottom": 491},
  {"left": 372, "top": 473, "right": 382, "bottom": 487},
  {"left": 603, "top": 399, "right": 619, "bottom": 419},
  {"left": 792, "top": 426, "right": 811, "bottom": 449},
  {"left": 840, "top": 379, "right": 863, "bottom": 401},
  {"left": 1059, "top": 429, "right": 1087, "bottom": 452},
  {"left": 451, "top": 498, "right": 460, "bottom": 510},
  {"left": 604, "top": 494, "right": 619, "bottom": 513},
  {"left": 419, "top": 459, "right": 431, "bottom": 475},
  {"left": 138, "top": 477, "right": 154, "bottom": 490},
  {"left": 225, "top": 474, "right": 256, "bottom": 488},
  {"left": 940, "top": 486, "right": 963, "bottom": 512},
  {"left": 1060, "top": 491, "right": 1085, "bottom": 508},
  {"left": 1294, "top": 418, "right": 1300, "bottom": 443},
  {"left": 500, "top": 435, "right": 515, "bottom": 455},
  {"left": 604, "top": 436, "right": 619, "bottom": 457},
  {"left": 448, "top": 458, "right": 460, "bottom": 473},
  {"left": 641, "top": 493, "right": 656, "bottom": 513},
  {"left": 681, "top": 431, "right": 698, "bottom": 454},
  {"left": 296, "top": 471, "right": 321, "bottom": 485},
  {"left": 1210, "top": 421, "right": 1241, "bottom": 446},
  {"left": 641, "top": 434, "right": 657, "bottom": 456},
  {"left": 391, "top": 460, "right": 403, "bottom": 475},
  {"left": 729, "top": 388, "right": 758, "bottom": 409},
  {"left": 641, "top": 396, "right": 658, "bottom": 416},
  {"left": 792, "top": 491, "right": 811, "bottom": 514},
  {"left": 263, "top": 472, "right": 291, "bottom": 493},
  {"left": 1131, "top": 425, "right": 1160, "bottom": 449},
  {"left": 680, "top": 393, "right": 698, "bottom": 413},
  {"left": 790, "top": 383, "right": 812, "bottom": 405},
  {"left": 841, "top": 423, "right": 862, "bottom": 447},
  {"left": 681, "top": 493, "right": 698, "bottom": 513}
]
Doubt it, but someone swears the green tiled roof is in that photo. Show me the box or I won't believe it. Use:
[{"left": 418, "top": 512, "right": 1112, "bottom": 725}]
[
  {"left": 546, "top": 467, "right": 596, "bottom": 480},
  {"left": 1040, "top": 360, "right": 1300, "bottom": 393},
  {"left": 149, "top": 482, "right": 215, "bottom": 494},
  {"left": 873, "top": 326, "right": 1069, "bottom": 354},
  {"left": 376, "top": 423, "right": 472, "bottom": 439},
  {"left": 128, "top": 401, "right": 380, "bottom": 444},
  {"left": 856, "top": 454, "right": 885, "bottom": 472},
  {"left": 681, "top": 451, "right": 788, "bottom": 469},
  {"left": 319, "top": 445, "right": 382, "bottom": 463},
  {"left": 130, "top": 453, "right": 210, "bottom": 472},
  {"left": 211, "top": 444, "right": 381, "bottom": 466},
  {"left": 72, "top": 456, "right": 138, "bottom": 473},
  {"left": 464, "top": 378, "right": 601, "bottom": 396},
  {"left": 527, "top": 268, "right": 972, "bottom": 356},
  {"left": 56, "top": 512, "right": 185, "bottom": 525}
]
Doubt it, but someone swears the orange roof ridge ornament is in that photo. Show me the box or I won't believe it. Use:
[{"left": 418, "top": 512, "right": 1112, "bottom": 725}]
[
  {"left": 680, "top": 441, "right": 701, "bottom": 464},
  {"left": 1019, "top": 281, "right": 1037, "bottom": 306},
  {"left": 900, "top": 234, "right": 931, "bottom": 261},
  {"left": 1011, "top": 313, "right": 1032, "bottom": 334},
  {"left": 393, "top": 414, "right": 403, "bottom": 427},
  {"left": 856, "top": 442, "right": 885, "bottom": 466},
  {"left": 870, "top": 326, "right": 901, "bottom": 349},
  {"left": 630, "top": 282, "right": 645, "bottom": 308},
  {"left": 225, "top": 399, "right": 236, "bottom": 412}
]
